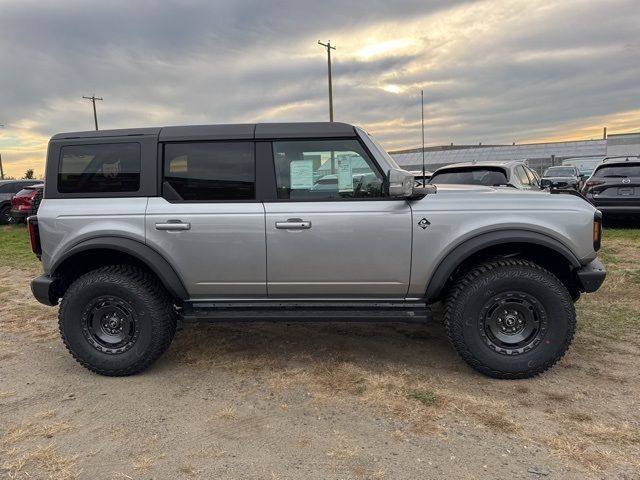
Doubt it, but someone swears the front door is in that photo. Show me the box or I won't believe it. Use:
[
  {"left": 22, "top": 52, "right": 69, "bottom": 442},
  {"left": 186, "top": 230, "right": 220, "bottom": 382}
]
[
  {"left": 146, "top": 141, "right": 266, "bottom": 299},
  {"left": 264, "top": 139, "right": 412, "bottom": 298}
]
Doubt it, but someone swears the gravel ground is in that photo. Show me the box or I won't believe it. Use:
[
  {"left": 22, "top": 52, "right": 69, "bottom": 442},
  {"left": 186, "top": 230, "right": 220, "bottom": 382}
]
[{"left": 1, "top": 259, "right": 639, "bottom": 479}]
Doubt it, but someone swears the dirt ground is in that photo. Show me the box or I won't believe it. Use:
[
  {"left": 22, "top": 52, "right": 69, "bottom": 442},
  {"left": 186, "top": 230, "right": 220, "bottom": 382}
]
[{"left": 1, "top": 246, "right": 639, "bottom": 479}]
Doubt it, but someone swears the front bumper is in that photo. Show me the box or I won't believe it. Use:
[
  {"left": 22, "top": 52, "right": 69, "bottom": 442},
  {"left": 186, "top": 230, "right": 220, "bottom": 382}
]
[
  {"left": 31, "top": 275, "right": 59, "bottom": 306},
  {"left": 575, "top": 258, "right": 606, "bottom": 293}
]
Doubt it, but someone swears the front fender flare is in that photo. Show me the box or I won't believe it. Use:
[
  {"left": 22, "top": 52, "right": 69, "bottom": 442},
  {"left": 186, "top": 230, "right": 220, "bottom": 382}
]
[{"left": 424, "top": 229, "right": 581, "bottom": 301}]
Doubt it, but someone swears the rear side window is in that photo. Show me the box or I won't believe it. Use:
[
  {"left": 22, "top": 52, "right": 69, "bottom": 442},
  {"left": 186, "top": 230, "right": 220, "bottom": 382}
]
[
  {"left": 429, "top": 167, "right": 508, "bottom": 186},
  {"left": 58, "top": 143, "right": 141, "bottom": 193},
  {"left": 593, "top": 164, "right": 640, "bottom": 177},
  {"left": 163, "top": 142, "right": 255, "bottom": 201}
]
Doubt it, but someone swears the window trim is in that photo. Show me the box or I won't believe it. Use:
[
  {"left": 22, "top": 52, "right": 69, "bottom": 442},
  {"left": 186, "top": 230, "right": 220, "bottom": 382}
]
[
  {"left": 160, "top": 139, "right": 259, "bottom": 204},
  {"left": 262, "top": 136, "right": 392, "bottom": 203}
]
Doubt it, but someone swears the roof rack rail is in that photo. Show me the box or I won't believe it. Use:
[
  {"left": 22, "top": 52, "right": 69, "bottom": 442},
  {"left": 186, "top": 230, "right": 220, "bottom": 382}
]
[{"left": 602, "top": 155, "right": 640, "bottom": 163}]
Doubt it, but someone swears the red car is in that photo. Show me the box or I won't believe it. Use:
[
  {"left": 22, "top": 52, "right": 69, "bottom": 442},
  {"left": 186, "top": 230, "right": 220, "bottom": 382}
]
[{"left": 10, "top": 184, "right": 44, "bottom": 223}]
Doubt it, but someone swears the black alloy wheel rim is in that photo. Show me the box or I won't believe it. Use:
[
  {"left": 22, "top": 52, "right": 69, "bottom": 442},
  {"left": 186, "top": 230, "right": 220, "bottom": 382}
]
[
  {"left": 81, "top": 296, "right": 140, "bottom": 354},
  {"left": 478, "top": 291, "right": 547, "bottom": 355}
]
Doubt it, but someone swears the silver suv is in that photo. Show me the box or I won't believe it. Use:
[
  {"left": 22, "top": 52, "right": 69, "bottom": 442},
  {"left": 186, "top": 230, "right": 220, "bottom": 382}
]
[{"left": 28, "top": 122, "right": 606, "bottom": 379}]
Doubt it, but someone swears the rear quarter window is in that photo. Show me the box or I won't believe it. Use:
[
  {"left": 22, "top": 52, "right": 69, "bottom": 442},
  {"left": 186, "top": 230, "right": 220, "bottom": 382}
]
[{"left": 58, "top": 143, "right": 141, "bottom": 193}]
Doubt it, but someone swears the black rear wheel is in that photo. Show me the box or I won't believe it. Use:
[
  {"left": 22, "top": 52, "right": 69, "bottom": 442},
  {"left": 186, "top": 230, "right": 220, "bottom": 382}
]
[
  {"left": 0, "top": 205, "right": 13, "bottom": 225},
  {"left": 59, "top": 265, "right": 177, "bottom": 376},
  {"left": 444, "top": 259, "right": 575, "bottom": 379}
]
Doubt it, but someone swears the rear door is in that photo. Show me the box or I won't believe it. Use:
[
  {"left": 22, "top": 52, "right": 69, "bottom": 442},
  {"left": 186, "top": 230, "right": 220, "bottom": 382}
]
[
  {"left": 263, "top": 138, "right": 412, "bottom": 299},
  {"left": 145, "top": 141, "right": 266, "bottom": 299}
]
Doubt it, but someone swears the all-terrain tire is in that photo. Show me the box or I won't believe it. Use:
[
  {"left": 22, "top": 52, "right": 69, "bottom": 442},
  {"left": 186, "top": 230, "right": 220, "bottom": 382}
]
[
  {"left": 59, "top": 265, "right": 177, "bottom": 376},
  {"left": 444, "top": 259, "right": 576, "bottom": 379}
]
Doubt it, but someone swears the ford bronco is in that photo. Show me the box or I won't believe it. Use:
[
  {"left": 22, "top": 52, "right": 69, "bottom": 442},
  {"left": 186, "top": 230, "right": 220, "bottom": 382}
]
[{"left": 28, "top": 122, "right": 606, "bottom": 378}]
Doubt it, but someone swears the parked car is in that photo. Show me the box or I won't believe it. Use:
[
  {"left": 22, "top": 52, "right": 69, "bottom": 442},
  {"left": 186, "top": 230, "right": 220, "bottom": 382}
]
[
  {"left": 428, "top": 160, "right": 543, "bottom": 190},
  {"left": 29, "top": 122, "right": 605, "bottom": 379},
  {"left": 541, "top": 166, "right": 582, "bottom": 191},
  {"left": 562, "top": 156, "right": 604, "bottom": 180},
  {"left": 0, "top": 180, "right": 41, "bottom": 224},
  {"left": 10, "top": 183, "right": 44, "bottom": 222},
  {"left": 582, "top": 156, "right": 640, "bottom": 216}
]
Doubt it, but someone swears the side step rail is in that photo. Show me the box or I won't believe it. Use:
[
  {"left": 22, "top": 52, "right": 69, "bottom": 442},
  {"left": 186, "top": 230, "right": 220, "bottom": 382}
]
[{"left": 180, "top": 301, "right": 431, "bottom": 323}]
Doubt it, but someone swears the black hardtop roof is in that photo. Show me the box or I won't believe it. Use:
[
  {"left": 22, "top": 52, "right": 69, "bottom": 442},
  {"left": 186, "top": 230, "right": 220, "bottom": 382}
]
[{"left": 50, "top": 122, "right": 358, "bottom": 141}]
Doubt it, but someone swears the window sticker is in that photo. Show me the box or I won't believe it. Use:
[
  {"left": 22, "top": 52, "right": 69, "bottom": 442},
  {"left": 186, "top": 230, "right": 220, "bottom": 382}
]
[
  {"left": 290, "top": 160, "right": 314, "bottom": 189},
  {"left": 337, "top": 157, "right": 354, "bottom": 192}
]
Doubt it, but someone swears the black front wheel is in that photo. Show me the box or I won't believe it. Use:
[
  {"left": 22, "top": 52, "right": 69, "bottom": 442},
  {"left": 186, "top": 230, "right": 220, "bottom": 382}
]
[
  {"left": 59, "top": 265, "right": 177, "bottom": 376},
  {"left": 444, "top": 259, "right": 575, "bottom": 379}
]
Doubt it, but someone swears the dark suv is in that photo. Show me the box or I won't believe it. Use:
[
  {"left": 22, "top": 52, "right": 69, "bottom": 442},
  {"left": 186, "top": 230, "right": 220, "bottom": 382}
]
[{"left": 582, "top": 157, "right": 640, "bottom": 216}]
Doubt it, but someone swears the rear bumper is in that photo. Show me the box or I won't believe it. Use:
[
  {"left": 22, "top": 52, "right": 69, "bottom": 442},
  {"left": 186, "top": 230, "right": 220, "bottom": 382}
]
[
  {"left": 575, "top": 259, "right": 606, "bottom": 293},
  {"left": 31, "top": 275, "right": 59, "bottom": 306},
  {"left": 10, "top": 209, "right": 28, "bottom": 221},
  {"left": 591, "top": 205, "right": 640, "bottom": 214}
]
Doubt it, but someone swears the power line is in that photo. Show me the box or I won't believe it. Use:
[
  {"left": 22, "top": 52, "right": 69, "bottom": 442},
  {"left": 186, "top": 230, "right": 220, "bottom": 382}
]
[
  {"left": 318, "top": 40, "right": 336, "bottom": 122},
  {"left": 82, "top": 95, "right": 103, "bottom": 130}
]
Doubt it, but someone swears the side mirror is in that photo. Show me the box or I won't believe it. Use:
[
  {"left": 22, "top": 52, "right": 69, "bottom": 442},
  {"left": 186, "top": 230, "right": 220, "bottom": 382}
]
[
  {"left": 540, "top": 179, "right": 551, "bottom": 189},
  {"left": 387, "top": 168, "right": 415, "bottom": 198},
  {"left": 387, "top": 168, "right": 436, "bottom": 199}
]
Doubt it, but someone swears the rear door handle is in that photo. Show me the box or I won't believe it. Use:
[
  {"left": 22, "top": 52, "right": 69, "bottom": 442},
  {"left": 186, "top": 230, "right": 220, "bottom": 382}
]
[
  {"left": 275, "top": 219, "right": 312, "bottom": 230},
  {"left": 155, "top": 221, "right": 191, "bottom": 231}
]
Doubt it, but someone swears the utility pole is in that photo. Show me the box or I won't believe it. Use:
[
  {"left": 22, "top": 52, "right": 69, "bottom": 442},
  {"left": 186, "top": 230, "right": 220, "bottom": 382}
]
[
  {"left": 421, "top": 90, "right": 426, "bottom": 181},
  {"left": 82, "top": 95, "right": 103, "bottom": 130},
  {"left": 0, "top": 124, "right": 5, "bottom": 180},
  {"left": 318, "top": 40, "right": 336, "bottom": 122}
]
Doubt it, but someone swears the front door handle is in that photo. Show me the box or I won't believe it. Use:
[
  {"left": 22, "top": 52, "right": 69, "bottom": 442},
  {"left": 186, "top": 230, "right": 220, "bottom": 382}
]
[
  {"left": 275, "top": 218, "right": 312, "bottom": 230},
  {"left": 155, "top": 221, "right": 191, "bottom": 231}
]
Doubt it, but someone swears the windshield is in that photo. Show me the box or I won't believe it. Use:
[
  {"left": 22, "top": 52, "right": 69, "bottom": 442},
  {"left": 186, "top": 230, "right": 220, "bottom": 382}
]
[
  {"left": 430, "top": 167, "right": 508, "bottom": 186},
  {"left": 543, "top": 167, "right": 575, "bottom": 177},
  {"left": 356, "top": 127, "right": 401, "bottom": 170}
]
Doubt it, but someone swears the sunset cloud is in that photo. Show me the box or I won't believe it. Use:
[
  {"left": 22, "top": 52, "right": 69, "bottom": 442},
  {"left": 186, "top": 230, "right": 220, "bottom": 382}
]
[{"left": 0, "top": 0, "right": 638, "bottom": 177}]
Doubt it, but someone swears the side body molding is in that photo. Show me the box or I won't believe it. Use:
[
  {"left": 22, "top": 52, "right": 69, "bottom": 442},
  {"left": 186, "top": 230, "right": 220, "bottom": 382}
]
[
  {"left": 424, "top": 229, "right": 582, "bottom": 301},
  {"left": 51, "top": 236, "right": 189, "bottom": 299}
]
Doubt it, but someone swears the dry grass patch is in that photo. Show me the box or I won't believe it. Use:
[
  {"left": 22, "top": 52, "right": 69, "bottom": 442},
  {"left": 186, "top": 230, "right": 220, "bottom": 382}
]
[
  {"left": 1, "top": 420, "right": 74, "bottom": 447},
  {"left": 0, "top": 391, "right": 16, "bottom": 399},
  {"left": 209, "top": 406, "right": 238, "bottom": 420},
  {"left": 326, "top": 432, "right": 359, "bottom": 459},
  {"left": 178, "top": 465, "right": 199, "bottom": 476},
  {"left": 0, "top": 443, "right": 79, "bottom": 480},
  {"left": 0, "top": 267, "right": 58, "bottom": 342},
  {"left": 132, "top": 452, "right": 165, "bottom": 472}
]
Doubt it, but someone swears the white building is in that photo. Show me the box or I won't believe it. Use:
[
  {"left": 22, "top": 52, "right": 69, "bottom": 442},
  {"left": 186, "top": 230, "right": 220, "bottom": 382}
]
[{"left": 390, "top": 132, "right": 640, "bottom": 174}]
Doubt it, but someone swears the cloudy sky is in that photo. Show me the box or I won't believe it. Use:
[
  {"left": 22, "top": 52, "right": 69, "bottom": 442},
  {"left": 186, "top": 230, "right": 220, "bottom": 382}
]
[{"left": 0, "top": 0, "right": 638, "bottom": 177}]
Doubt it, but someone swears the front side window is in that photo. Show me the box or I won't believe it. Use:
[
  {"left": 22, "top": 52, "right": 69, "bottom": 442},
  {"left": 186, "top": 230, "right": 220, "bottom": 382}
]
[
  {"left": 164, "top": 142, "right": 255, "bottom": 201},
  {"left": 272, "top": 139, "right": 384, "bottom": 200},
  {"left": 525, "top": 167, "right": 541, "bottom": 187},
  {"left": 58, "top": 143, "right": 141, "bottom": 193}
]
